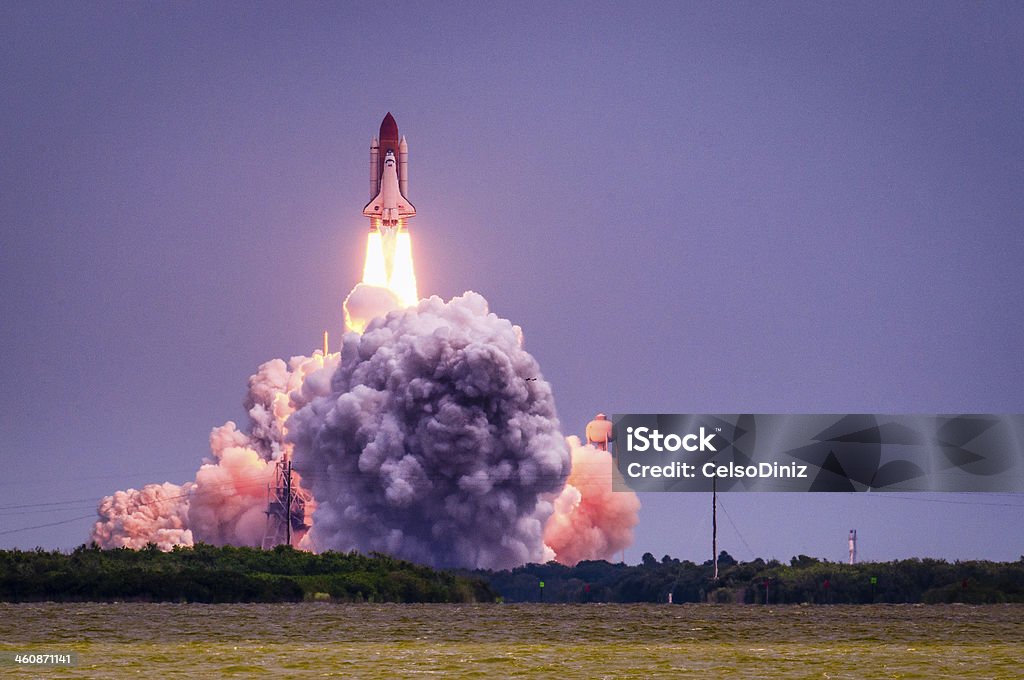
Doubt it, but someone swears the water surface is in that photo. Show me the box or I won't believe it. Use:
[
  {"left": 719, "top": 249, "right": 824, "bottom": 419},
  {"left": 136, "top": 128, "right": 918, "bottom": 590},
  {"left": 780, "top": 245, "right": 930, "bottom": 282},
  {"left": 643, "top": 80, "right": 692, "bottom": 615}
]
[{"left": 1, "top": 603, "right": 1020, "bottom": 678}]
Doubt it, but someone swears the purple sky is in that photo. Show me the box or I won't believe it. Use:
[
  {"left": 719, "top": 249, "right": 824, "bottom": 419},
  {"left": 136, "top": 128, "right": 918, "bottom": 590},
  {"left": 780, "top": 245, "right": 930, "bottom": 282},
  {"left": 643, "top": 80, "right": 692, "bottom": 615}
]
[{"left": 2, "top": 2, "right": 1022, "bottom": 562}]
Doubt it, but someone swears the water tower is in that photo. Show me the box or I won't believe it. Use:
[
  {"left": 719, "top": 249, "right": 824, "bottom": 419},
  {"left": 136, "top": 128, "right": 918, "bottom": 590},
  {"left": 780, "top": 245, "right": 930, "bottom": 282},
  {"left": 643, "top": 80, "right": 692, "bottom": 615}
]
[{"left": 586, "top": 413, "right": 614, "bottom": 451}]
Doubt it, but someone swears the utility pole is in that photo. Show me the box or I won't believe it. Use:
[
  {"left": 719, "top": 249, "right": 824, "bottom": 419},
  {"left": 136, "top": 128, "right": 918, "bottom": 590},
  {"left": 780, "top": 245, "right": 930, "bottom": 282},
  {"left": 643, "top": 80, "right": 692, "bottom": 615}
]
[{"left": 712, "top": 471, "right": 718, "bottom": 580}]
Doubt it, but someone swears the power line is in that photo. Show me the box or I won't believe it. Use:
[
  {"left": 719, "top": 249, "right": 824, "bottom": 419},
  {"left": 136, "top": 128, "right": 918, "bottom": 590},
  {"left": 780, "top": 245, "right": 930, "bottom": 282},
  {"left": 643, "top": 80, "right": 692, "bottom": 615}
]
[
  {"left": 0, "top": 473, "right": 282, "bottom": 538},
  {"left": 0, "top": 467, "right": 206, "bottom": 490},
  {"left": 869, "top": 494, "right": 1024, "bottom": 508},
  {"left": 0, "top": 497, "right": 101, "bottom": 511},
  {"left": 0, "top": 514, "right": 98, "bottom": 537},
  {"left": 716, "top": 496, "right": 756, "bottom": 560}
]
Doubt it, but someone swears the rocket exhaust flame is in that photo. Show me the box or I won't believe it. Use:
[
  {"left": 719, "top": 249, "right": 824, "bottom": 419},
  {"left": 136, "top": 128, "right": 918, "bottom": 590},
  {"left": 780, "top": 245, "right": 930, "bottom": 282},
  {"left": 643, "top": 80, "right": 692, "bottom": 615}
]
[
  {"left": 359, "top": 226, "right": 418, "bottom": 309},
  {"left": 389, "top": 229, "right": 418, "bottom": 307},
  {"left": 361, "top": 229, "right": 388, "bottom": 288}
]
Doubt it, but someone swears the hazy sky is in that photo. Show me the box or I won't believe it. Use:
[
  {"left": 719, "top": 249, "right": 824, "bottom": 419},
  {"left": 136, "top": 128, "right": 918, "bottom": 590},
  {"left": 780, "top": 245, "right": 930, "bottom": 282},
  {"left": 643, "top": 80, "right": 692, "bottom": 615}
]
[{"left": 2, "top": 2, "right": 1022, "bottom": 562}]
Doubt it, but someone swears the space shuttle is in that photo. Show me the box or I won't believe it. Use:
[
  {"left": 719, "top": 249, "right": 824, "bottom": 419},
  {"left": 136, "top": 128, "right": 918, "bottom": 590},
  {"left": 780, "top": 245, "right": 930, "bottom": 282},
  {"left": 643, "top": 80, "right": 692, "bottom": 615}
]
[{"left": 363, "top": 112, "right": 415, "bottom": 231}]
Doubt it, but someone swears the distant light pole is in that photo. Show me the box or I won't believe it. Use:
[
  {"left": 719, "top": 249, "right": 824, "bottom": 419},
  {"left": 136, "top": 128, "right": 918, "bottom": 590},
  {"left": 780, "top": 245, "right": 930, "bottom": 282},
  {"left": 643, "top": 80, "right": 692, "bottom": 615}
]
[{"left": 712, "top": 469, "right": 718, "bottom": 580}]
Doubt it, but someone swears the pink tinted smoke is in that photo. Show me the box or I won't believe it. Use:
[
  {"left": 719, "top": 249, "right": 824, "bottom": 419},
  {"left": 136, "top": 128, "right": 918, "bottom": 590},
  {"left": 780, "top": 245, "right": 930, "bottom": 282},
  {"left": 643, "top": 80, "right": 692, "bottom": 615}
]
[
  {"left": 90, "top": 481, "right": 193, "bottom": 550},
  {"left": 544, "top": 436, "right": 640, "bottom": 566}
]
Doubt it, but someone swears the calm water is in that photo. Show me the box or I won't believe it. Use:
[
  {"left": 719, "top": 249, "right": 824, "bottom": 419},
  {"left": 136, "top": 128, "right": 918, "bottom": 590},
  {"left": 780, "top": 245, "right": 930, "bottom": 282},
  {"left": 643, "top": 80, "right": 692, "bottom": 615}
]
[{"left": 1, "top": 603, "right": 1021, "bottom": 678}]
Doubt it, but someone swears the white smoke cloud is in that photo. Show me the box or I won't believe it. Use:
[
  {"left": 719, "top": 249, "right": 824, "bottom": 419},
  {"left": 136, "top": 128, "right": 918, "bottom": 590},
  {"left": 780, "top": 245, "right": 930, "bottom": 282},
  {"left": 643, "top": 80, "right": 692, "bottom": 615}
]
[
  {"left": 185, "top": 352, "right": 338, "bottom": 547},
  {"left": 91, "top": 482, "right": 194, "bottom": 550},
  {"left": 242, "top": 359, "right": 293, "bottom": 460},
  {"left": 288, "top": 292, "right": 572, "bottom": 570},
  {"left": 91, "top": 292, "right": 641, "bottom": 569},
  {"left": 544, "top": 436, "right": 641, "bottom": 565},
  {"left": 187, "top": 445, "right": 275, "bottom": 547},
  {"left": 91, "top": 352, "right": 337, "bottom": 550},
  {"left": 344, "top": 283, "right": 401, "bottom": 333}
]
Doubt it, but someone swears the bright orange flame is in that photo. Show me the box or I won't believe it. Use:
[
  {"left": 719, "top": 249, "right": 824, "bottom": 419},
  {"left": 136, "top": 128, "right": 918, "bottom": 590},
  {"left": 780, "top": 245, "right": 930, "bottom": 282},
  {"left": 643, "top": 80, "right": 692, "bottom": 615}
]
[
  {"left": 390, "top": 230, "right": 418, "bottom": 308},
  {"left": 362, "top": 229, "right": 388, "bottom": 288},
  {"left": 361, "top": 222, "right": 418, "bottom": 308}
]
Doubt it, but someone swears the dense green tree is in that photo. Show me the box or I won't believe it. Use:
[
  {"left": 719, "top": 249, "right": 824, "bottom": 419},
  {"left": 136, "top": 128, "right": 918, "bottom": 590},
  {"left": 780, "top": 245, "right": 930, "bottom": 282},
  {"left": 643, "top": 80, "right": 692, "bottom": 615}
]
[
  {"left": 0, "top": 545, "right": 491, "bottom": 603},
  {"left": 5, "top": 546, "right": 1022, "bottom": 605},
  {"left": 473, "top": 554, "right": 1024, "bottom": 604}
]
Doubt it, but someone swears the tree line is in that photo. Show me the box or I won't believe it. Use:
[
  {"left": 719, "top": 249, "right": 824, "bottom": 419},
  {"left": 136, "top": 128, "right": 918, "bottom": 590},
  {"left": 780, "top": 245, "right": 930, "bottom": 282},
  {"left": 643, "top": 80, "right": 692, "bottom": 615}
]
[
  {"left": 4, "top": 544, "right": 1021, "bottom": 604},
  {"left": 0, "top": 543, "right": 493, "bottom": 603},
  {"left": 473, "top": 552, "right": 1024, "bottom": 604}
]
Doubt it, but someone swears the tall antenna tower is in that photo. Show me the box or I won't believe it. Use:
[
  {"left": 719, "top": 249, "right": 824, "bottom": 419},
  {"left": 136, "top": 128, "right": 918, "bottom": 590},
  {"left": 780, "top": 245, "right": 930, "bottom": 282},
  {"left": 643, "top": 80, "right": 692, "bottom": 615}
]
[
  {"left": 262, "top": 457, "right": 311, "bottom": 549},
  {"left": 849, "top": 529, "right": 857, "bottom": 565},
  {"left": 712, "top": 473, "right": 719, "bottom": 579}
]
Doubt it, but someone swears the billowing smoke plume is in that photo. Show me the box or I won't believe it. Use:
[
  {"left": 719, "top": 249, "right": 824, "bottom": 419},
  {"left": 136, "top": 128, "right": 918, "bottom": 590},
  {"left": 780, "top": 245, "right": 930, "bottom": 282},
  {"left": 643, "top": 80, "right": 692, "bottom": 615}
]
[
  {"left": 288, "top": 292, "right": 572, "bottom": 570},
  {"left": 90, "top": 353, "right": 337, "bottom": 549},
  {"left": 544, "top": 436, "right": 641, "bottom": 565},
  {"left": 186, "top": 430, "right": 275, "bottom": 547},
  {"left": 344, "top": 283, "right": 401, "bottom": 334},
  {"left": 91, "top": 290, "right": 640, "bottom": 568},
  {"left": 91, "top": 482, "right": 194, "bottom": 550}
]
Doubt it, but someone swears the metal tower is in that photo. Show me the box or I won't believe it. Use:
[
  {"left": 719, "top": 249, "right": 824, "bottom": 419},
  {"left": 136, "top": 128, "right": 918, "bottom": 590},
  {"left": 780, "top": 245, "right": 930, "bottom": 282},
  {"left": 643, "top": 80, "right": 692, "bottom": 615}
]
[{"left": 261, "top": 458, "right": 311, "bottom": 549}]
